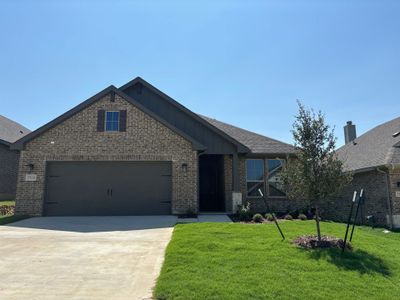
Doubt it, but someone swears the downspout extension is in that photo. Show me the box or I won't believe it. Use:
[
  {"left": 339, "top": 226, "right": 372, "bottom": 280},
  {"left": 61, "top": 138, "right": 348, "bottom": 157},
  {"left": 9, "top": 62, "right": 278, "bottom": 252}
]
[{"left": 376, "top": 167, "right": 393, "bottom": 230}]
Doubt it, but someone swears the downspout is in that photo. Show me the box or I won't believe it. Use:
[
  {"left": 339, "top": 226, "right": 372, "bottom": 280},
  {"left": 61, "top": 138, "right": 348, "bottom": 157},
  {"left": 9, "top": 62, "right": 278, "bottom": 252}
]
[{"left": 376, "top": 167, "right": 393, "bottom": 230}]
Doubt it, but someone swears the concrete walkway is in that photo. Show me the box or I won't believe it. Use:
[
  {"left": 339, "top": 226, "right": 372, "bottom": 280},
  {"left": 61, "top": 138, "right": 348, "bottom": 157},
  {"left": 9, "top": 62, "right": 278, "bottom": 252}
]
[
  {"left": 177, "top": 214, "right": 232, "bottom": 223},
  {"left": 0, "top": 216, "right": 177, "bottom": 300}
]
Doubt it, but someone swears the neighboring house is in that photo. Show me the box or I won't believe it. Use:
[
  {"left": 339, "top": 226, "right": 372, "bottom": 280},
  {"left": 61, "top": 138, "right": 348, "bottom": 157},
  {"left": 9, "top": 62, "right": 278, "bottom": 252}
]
[
  {"left": 0, "top": 115, "right": 30, "bottom": 200},
  {"left": 324, "top": 119, "right": 400, "bottom": 228},
  {"left": 12, "top": 77, "right": 296, "bottom": 217}
]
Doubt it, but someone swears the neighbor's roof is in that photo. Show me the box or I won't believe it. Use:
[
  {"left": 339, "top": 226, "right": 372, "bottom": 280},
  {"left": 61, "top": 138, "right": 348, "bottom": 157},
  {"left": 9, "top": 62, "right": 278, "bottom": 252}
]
[
  {"left": 0, "top": 115, "right": 30, "bottom": 145},
  {"left": 337, "top": 117, "right": 400, "bottom": 172},
  {"left": 200, "top": 115, "right": 296, "bottom": 155}
]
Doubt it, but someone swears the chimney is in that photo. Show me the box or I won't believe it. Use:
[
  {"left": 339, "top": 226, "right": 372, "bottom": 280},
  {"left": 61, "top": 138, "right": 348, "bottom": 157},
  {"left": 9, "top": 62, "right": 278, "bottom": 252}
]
[{"left": 344, "top": 121, "right": 357, "bottom": 144}]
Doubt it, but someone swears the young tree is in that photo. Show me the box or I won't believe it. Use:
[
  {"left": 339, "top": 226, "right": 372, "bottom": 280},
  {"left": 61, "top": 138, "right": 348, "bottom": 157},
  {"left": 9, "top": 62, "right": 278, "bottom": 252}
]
[{"left": 282, "top": 101, "right": 351, "bottom": 241}]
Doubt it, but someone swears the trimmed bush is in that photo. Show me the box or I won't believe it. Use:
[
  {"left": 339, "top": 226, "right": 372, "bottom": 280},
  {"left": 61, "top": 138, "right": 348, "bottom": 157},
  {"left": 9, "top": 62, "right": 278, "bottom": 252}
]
[
  {"left": 298, "top": 213, "right": 307, "bottom": 220},
  {"left": 265, "top": 213, "right": 274, "bottom": 221},
  {"left": 252, "top": 213, "right": 264, "bottom": 223},
  {"left": 284, "top": 214, "right": 293, "bottom": 220},
  {"left": 238, "top": 202, "right": 252, "bottom": 222}
]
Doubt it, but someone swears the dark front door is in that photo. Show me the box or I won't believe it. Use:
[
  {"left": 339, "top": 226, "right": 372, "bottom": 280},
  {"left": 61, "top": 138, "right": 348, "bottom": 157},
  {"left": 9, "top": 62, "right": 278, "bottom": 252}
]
[
  {"left": 44, "top": 161, "right": 172, "bottom": 216},
  {"left": 199, "top": 155, "right": 225, "bottom": 212}
]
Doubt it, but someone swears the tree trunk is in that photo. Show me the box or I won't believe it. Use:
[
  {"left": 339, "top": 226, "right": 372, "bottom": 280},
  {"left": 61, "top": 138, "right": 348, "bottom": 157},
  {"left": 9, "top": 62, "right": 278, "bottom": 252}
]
[{"left": 315, "top": 206, "right": 322, "bottom": 242}]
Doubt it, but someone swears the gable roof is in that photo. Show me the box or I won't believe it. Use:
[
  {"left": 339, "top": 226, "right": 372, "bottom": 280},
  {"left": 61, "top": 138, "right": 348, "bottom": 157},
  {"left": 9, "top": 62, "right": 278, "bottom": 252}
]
[
  {"left": 120, "top": 77, "right": 250, "bottom": 153},
  {"left": 337, "top": 116, "right": 400, "bottom": 172},
  {"left": 11, "top": 86, "right": 205, "bottom": 151},
  {"left": 0, "top": 115, "right": 30, "bottom": 146},
  {"left": 200, "top": 115, "right": 296, "bottom": 155}
]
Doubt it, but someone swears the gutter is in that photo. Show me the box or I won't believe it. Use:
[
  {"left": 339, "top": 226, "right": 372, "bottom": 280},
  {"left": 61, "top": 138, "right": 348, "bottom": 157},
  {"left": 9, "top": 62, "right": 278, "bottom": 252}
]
[{"left": 376, "top": 166, "right": 394, "bottom": 230}]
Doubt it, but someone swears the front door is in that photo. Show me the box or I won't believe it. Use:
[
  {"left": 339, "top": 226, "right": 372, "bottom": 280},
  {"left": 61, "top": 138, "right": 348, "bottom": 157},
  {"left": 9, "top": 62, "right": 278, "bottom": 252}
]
[{"left": 199, "top": 155, "right": 225, "bottom": 212}]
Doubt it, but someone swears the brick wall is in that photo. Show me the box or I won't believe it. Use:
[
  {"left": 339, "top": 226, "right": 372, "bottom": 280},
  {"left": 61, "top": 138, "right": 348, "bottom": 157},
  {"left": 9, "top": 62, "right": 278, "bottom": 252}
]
[
  {"left": 322, "top": 170, "right": 389, "bottom": 227},
  {"left": 223, "top": 155, "right": 233, "bottom": 212},
  {"left": 15, "top": 94, "right": 198, "bottom": 216},
  {"left": 389, "top": 168, "right": 400, "bottom": 215},
  {"left": 0, "top": 144, "right": 20, "bottom": 200},
  {"left": 228, "top": 154, "right": 397, "bottom": 227}
]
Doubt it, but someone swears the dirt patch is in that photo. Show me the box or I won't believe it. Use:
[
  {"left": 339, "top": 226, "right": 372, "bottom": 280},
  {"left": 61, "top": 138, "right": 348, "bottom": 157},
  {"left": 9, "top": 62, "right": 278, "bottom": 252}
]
[{"left": 293, "top": 235, "right": 352, "bottom": 250}]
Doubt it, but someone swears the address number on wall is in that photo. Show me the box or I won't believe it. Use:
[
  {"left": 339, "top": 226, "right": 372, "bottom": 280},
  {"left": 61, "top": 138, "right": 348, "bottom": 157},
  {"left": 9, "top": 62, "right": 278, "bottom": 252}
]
[{"left": 25, "top": 174, "right": 37, "bottom": 182}]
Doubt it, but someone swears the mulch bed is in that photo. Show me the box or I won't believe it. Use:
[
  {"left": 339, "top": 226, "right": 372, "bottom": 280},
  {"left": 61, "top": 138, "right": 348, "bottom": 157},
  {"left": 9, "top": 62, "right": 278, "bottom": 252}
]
[
  {"left": 0, "top": 205, "right": 14, "bottom": 216},
  {"left": 293, "top": 235, "right": 352, "bottom": 250}
]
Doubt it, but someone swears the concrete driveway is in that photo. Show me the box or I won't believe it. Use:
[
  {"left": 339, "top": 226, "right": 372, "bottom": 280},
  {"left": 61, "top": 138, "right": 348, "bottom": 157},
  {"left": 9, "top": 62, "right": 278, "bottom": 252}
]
[{"left": 0, "top": 216, "right": 177, "bottom": 300}]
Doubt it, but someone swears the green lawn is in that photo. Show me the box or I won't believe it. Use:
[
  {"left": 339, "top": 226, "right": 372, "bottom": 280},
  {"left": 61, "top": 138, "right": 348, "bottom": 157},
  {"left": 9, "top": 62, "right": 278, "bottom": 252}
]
[
  {"left": 154, "top": 221, "right": 400, "bottom": 300},
  {"left": 0, "top": 215, "right": 28, "bottom": 225},
  {"left": 0, "top": 200, "right": 15, "bottom": 206}
]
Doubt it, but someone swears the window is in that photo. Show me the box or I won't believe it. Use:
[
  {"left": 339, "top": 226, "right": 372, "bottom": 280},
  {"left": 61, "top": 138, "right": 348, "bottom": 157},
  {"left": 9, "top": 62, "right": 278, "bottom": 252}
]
[
  {"left": 105, "top": 111, "right": 120, "bottom": 132},
  {"left": 246, "top": 159, "right": 265, "bottom": 197},
  {"left": 267, "top": 159, "right": 286, "bottom": 197}
]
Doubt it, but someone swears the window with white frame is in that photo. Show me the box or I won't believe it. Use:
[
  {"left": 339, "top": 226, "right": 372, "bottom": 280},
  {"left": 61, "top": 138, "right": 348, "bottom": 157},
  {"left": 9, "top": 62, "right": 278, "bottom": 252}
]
[
  {"left": 267, "top": 159, "right": 286, "bottom": 197},
  {"left": 105, "top": 111, "right": 120, "bottom": 132},
  {"left": 246, "top": 159, "right": 265, "bottom": 197}
]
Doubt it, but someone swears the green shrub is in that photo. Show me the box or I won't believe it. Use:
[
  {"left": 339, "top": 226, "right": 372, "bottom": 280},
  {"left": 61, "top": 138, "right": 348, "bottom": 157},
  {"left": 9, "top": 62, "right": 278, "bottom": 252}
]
[
  {"left": 298, "top": 213, "right": 307, "bottom": 220},
  {"left": 252, "top": 213, "right": 264, "bottom": 223},
  {"left": 238, "top": 202, "right": 252, "bottom": 221},
  {"left": 265, "top": 213, "right": 274, "bottom": 221},
  {"left": 284, "top": 214, "right": 293, "bottom": 220}
]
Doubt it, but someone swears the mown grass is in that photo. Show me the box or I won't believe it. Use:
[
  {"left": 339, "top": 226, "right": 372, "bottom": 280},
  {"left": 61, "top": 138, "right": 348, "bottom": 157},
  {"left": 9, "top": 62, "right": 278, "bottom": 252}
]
[
  {"left": 0, "top": 200, "right": 15, "bottom": 206},
  {"left": 0, "top": 215, "right": 28, "bottom": 225},
  {"left": 154, "top": 221, "right": 400, "bottom": 300}
]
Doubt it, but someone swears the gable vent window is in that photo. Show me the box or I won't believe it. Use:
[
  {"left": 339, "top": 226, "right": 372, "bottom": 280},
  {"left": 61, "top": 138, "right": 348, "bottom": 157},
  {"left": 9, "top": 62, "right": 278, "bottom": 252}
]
[
  {"left": 97, "top": 110, "right": 127, "bottom": 132},
  {"left": 105, "top": 111, "right": 120, "bottom": 131}
]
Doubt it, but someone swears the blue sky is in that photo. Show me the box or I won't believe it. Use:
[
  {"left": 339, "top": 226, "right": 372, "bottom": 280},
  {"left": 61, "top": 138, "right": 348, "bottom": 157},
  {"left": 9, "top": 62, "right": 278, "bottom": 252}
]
[{"left": 1, "top": 0, "right": 399, "bottom": 146}]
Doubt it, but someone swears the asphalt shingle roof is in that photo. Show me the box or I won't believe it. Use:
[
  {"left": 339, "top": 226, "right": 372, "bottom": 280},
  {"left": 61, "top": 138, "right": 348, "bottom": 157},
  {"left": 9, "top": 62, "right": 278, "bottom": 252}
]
[
  {"left": 200, "top": 115, "right": 296, "bottom": 155},
  {"left": 337, "top": 117, "right": 400, "bottom": 172},
  {"left": 0, "top": 115, "right": 30, "bottom": 144}
]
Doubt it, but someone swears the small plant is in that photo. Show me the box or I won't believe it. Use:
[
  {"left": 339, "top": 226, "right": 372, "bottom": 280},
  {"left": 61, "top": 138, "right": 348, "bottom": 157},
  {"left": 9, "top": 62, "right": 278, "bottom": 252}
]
[
  {"left": 298, "top": 213, "right": 307, "bottom": 220},
  {"left": 252, "top": 213, "right": 264, "bottom": 223},
  {"left": 238, "top": 202, "right": 252, "bottom": 222},
  {"left": 284, "top": 214, "right": 293, "bottom": 220},
  {"left": 265, "top": 213, "right": 274, "bottom": 221}
]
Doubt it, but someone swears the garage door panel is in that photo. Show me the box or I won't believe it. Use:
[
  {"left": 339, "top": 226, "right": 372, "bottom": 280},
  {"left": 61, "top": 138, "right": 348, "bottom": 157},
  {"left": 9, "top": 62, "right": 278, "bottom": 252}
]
[{"left": 44, "top": 161, "right": 172, "bottom": 216}]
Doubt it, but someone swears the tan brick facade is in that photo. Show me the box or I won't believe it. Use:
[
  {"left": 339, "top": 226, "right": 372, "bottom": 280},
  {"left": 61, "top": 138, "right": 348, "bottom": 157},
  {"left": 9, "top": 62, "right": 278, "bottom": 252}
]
[
  {"left": 389, "top": 168, "right": 400, "bottom": 215},
  {"left": 322, "top": 170, "right": 390, "bottom": 226},
  {"left": 223, "top": 155, "right": 233, "bottom": 212},
  {"left": 0, "top": 144, "right": 20, "bottom": 200},
  {"left": 15, "top": 94, "right": 198, "bottom": 216}
]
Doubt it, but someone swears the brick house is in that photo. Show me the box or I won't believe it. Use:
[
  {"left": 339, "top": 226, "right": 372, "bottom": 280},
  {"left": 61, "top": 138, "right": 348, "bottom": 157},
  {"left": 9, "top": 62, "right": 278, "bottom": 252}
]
[
  {"left": 323, "top": 119, "right": 400, "bottom": 229},
  {"left": 12, "top": 77, "right": 296, "bottom": 216},
  {"left": 0, "top": 115, "right": 30, "bottom": 200}
]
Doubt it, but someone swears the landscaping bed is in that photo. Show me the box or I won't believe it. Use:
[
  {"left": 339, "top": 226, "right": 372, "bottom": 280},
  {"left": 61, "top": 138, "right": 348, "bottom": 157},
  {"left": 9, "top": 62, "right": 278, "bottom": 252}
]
[
  {"left": 293, "top": 234, "right": 352, "bottom": 250},
  {"left": 154, "top": 221, "right": 399, "bottom": 300},
  {"left": 0, "top": 200, "right": 28, "bottom": 225}
]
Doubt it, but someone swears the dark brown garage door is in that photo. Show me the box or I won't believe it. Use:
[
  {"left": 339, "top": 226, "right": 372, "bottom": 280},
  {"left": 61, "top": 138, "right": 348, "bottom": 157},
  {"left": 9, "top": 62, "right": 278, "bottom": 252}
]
[{"left": 44, "top": 161, "right": 172, "bottom": 216}]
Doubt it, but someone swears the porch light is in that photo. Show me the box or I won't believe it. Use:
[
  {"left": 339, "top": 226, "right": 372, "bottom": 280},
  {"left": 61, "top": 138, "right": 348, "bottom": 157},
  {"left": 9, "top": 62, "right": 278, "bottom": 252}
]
[
  {"left": 181, "top": 163, "right": 188, "bottom": 172},
  {"left": 25, "top": 163, "right": 34, "bottom": 171}
]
